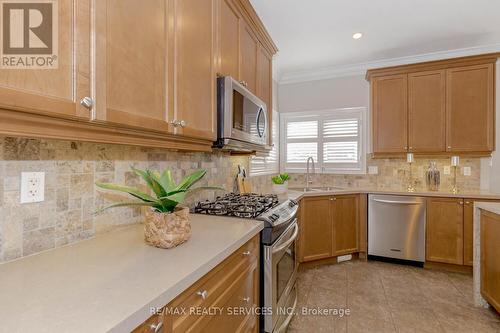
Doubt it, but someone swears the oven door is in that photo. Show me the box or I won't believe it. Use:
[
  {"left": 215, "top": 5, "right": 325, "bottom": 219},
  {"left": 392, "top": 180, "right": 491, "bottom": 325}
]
[
  {"left": 219, "top": 76, "right": 268, "bottom": 146},
  {"left": 263, "top": 220, "right": 299, "bottom": 332}
]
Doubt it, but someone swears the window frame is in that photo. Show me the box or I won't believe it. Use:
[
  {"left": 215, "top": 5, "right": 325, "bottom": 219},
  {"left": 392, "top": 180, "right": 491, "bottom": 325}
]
[{"left": 279, "top": 107, "right": 367, "bottom": 174}]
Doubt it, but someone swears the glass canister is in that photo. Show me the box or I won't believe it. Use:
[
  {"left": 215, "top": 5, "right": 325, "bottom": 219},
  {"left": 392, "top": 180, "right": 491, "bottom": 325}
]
[{"left": 426, "top": 162, "right": 440, "bottom": 191}]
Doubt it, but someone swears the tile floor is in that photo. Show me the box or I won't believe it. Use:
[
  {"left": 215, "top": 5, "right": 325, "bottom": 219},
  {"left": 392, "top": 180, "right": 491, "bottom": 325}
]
[{"left": 289, "top": 260, "right": 500, "bottom": 333}]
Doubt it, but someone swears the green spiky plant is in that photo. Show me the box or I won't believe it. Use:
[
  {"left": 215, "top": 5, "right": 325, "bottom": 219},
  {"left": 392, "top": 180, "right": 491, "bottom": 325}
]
[
  {"left": 271, "top": 173, "right": 290, "bottom": 185},
  {"left": 96, "top": 167, "right": 223, "bottom": 213}
]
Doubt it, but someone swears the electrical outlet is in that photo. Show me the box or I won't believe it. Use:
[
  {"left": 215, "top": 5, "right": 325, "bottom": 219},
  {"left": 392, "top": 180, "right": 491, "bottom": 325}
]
[
  {"left": 20, "top": 172, "right": 45, "bottom": 203},
  {"left": 368, "top": 166, "right": 379, "bottom": 175},
  {"left": 443, "top": 166, "right": 451, "bottom": 175},
  {"left": 463, "top": 166, "right": 471, "bottom": 176}
]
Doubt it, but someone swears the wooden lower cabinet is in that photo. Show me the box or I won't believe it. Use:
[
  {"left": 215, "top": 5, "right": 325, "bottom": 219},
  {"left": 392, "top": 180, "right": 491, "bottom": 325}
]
[
  {"left": 426, "top": 198, "right": 464, "bottom": 265},
  {"left": 299, "top": 195, "right": 360, "bottom": 262},
  {"left": 166, "top": 235, "right": 259, "bottom": 332},
  {"left": 332, "top": 195, "right": 359, "bottom": 256},
  {"left": 299, "top": 196, "right": 333, "bottom": 262},
  {"left": 480, "top": 210, "right": 500, "bottom": 313},
  {"left": 132, "top": 235, "right": 259, "bottom": 333}
]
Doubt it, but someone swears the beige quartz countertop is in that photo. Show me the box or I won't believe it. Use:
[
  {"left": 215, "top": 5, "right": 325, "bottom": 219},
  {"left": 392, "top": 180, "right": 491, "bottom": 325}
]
[
  {"left": 0, "top": 214, "right": 263, "bottom": 333},
  {"left": 285, "top": 187, "right": 500, "bottom": 201}
]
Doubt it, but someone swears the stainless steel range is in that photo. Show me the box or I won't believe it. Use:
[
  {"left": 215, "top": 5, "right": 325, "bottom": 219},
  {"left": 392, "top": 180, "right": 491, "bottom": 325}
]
[{"left": 194, "top": 193, "right": 299, "bottom": 333}]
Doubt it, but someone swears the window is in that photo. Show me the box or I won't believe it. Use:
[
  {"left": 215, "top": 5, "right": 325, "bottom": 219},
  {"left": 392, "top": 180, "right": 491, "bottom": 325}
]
[
  {"left": 250, "top": 110, "right": 279, "bottom": 176},
  {"left": 280, "top": 108, "right": 366, "bottom": 174}
]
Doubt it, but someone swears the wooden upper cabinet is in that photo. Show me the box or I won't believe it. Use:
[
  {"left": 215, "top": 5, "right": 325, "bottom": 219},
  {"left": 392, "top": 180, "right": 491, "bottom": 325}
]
[
  {"left": 332, "top": 195, "right": 359, "bottom": 256},
  {"left": 239, "top": 20, "right": 259, "bottom": 94},
  {"left": 94, "top": 0, "right": 171, "bottom": 133},
  {"left": 257, "top": 45, "right": 272, "bottom": 144},
  {"left": 170, "top": 0, "right": 217, "bottom": 141},
  {"left": 426, "top": 198, "right": 464, "bottom": 265},
  {"left": 372, "top": 74, "right": 408, "bottom": 153},
  {"left": 446, "top": 64, "right": 494, "bottom": 153},
  {"left": 218, "top": 0, "right": 241, "bottom": 79},
  {"left": 0, "top": 0, "right": 90, "bottom": 119},
  {"left": 408, "top": 70, "right": 446, "bottom": 152},
  {"left": 299, "top": 197, "right": 332, "bottom": 262}
]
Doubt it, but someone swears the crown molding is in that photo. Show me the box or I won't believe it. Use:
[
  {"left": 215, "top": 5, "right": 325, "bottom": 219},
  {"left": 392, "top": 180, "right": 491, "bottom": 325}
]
[{"left": 279, "top": 43, "right": 500, "bottom": 85}]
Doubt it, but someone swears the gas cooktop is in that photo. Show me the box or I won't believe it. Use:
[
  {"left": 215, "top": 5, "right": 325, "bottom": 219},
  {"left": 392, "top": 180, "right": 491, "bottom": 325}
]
[{"left": 194, "top": 193, "right": 279, "bottom": 219}]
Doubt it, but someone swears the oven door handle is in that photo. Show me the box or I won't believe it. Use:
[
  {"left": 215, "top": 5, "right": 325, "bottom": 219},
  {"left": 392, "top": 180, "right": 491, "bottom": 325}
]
[
  {"left": 272, "top": 223, "right": 299, "bottom": 254},
  {"left": 274, "top": 291, "right": 298, "bottom": 333}
]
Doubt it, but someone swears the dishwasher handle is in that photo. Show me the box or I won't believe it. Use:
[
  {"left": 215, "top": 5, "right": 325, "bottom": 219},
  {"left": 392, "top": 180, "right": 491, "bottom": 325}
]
[{"left": 372, "top": 198, "right": 423, "bottom": 205}]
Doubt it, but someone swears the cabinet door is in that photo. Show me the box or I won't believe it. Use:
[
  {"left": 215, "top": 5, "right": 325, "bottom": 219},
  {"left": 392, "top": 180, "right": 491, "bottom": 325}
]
[
  {"left": 332, "top": 195, "right": 359, "bottom": 256},
  {"left": 463, "top": 200, "right": 474, "bottom": 266},
  {"left": 170, "top": 0, "right": 217, "bottom": 140},
  {"left": 257, "top": 45, "right": 272, "bottom": 144},
  {"left": 218, "top": 0, "right": 240, "bottom": 78},
  {"left": 480, "top": 210, "right": 500, "bottom": 313},
  {"left": 94, "top": 0, "right": 171, "bottom": 132},
  {"left": 299, "top": 197, "right": 332, "bottom": 262},
  {"left": 0, "top": 0, "right": 90, "bottom": 119},
  {"left": 239, "top": 20, "right": 258, "bottom": 94},
  {"left": 371, "top": 74, "right": 408, "bottom": 153},
  {"left": 426, "top": 198, "right": 464, "bottom": 265},
  {"left": 408, "top": 70, "right": 446, "bottom": 152},
  {"left": 446, "top": 64, "right": 494, "bottom": 153}
]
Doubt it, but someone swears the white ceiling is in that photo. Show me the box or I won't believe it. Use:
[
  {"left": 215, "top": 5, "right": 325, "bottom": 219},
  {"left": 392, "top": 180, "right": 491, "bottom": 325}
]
[{"left": 250, "top": 0, "right": 500, "bottom": 82}]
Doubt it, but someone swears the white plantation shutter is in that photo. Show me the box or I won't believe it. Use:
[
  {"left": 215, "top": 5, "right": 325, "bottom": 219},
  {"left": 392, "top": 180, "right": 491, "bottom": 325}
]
[
  {"left": 281, "top": 108, "right": 366, "bottom": 173},
  {"left": 250, "top": 110, "right": 279, "bottom": 176},
  {"left": 282, "top": 117, "right": 319, "bottom": 172},
  {"left": 322, "top": 117, "right": 361, "bottom": 171}
]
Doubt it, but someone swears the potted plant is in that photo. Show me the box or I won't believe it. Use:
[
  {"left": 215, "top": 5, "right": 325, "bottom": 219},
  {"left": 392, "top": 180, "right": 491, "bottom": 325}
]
[
  {"left": 271, "top": 173, "right": 290, "bottom": 194},
  {"left": 96, "top": 167, "right": 221, "bottom": 249}
]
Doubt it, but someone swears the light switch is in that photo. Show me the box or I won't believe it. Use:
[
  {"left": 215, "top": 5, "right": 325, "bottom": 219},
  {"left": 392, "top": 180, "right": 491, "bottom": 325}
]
[
  {"left": 20, "top": 172, "right": 45, "bottom": 203},
  {"left": 443, "top": 166, "right": 451, "bottom": 175},
  {"left": 368, "top": 166, "right": 378, "bottom": 175},
  {"left": 463, "top": 166, "right": 471, "bottom": 176}
]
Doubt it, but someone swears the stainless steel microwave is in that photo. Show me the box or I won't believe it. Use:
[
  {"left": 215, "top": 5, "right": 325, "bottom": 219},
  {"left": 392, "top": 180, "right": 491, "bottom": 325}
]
[{"left": 214, "top": 76, "right": 268, "bottom": 151}]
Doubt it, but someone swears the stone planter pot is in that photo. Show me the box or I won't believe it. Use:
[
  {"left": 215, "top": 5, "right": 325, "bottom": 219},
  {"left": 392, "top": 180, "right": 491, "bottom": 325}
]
[
  {"left": 273, "top": 181, "right": 288, "bottom": 194},
  {"left": 144, "top": 207, "right": 191, "bottom": 249}
]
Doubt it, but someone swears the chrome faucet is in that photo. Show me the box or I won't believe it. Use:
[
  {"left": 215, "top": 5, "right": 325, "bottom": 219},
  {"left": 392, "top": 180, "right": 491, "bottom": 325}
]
[{"left": 305, "top": 157, "right": 316, "bottom": 190}]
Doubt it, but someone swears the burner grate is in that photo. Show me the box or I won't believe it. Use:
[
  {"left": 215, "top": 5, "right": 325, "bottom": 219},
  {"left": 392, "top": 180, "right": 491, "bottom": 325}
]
[{"left": 194, "top": 193, "right": 279, "bottom": 218}]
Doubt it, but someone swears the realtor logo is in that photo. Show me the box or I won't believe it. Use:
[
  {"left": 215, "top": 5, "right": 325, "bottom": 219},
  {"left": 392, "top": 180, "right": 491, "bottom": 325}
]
[{"left": 1, "top": 0, "right": 58, "bottom": 68}]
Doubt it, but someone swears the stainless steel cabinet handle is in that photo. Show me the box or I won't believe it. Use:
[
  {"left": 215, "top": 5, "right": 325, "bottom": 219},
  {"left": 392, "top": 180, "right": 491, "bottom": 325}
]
[
  {"left": 179, "top": 120, "right": 187, "bottom": 128},
  {"left": 447, "top": 146, "right": 452, "bottom": 149},
  {"left": 465, "top": 201, "right": 471, "bottom": 205},
  {"left": 80, "top": 96, "right": 93, "bottom": 109},
  {"left": 239, "top": 80, "right": 248, "bottom": 87},
  {"left": 404, "top": 146, "right": 408, "bottom": 150},
  {"left": 409, "top": 146, "right": 413, "bottom": 150},
  {"left": 196, "top": 290, "right": 208, "bottom": 300},
  {"left": 242, "top": 251, "right": 251, "bottom": 256},
  {"left": 150, "top": 322, "right": 163, "bottom": 333},
  {"left": 458, "top": 201, "right": 463, "bottom": 205},
  {"left": 242, "top": 296, "right": 250, "bottom": 303}
]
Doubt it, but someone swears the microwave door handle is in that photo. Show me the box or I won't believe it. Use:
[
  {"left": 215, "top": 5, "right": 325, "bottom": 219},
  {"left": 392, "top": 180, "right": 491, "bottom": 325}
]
[
  {"left": 256, "top": 107, "right": 267, "bottom": 138},
  {"left": 272, "top": 223, "right": 299, "bottom": 254}
]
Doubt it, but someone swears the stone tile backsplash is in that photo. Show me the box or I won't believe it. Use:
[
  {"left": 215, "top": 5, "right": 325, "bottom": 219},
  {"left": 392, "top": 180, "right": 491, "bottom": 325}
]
[
  {"left": 0, "top": 137, "right": 482, "bottom": 264},
  {"left": 287, "top": 155, "right": 481, "bottom": 191},
  {"left": 0, "top": 136, "right": 271, "bottom": 264}
]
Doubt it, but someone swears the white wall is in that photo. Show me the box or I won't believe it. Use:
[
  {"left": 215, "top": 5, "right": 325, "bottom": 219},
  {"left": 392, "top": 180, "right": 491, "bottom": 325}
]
[{"left": 278, "top": 75, "right": 369, "bottom": 113}]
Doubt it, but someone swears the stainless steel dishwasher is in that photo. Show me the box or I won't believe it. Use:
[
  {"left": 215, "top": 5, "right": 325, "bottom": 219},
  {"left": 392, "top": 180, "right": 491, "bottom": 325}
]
[{"left": 368, "top": 194, "right": 426, "bottom": 263}]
